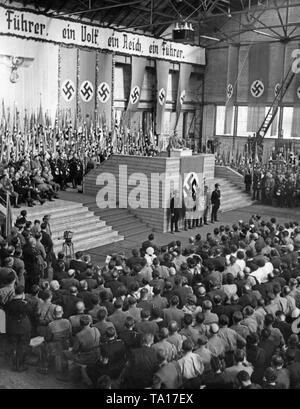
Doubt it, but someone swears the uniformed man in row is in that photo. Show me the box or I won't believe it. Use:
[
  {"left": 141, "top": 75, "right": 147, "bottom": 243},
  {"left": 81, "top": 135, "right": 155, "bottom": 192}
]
[{"left": 170, "top": 190, "right": 181, "bottom": 234}]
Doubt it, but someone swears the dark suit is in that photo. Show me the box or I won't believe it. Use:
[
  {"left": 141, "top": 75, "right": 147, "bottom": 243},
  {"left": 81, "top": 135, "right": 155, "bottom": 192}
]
[
  {"left": 6, "top": 299, "right": 32, "bottom": 370},
  {"left": 69, "top": 259, "right": 87, "bottom": 277},
  {"left": 41, "top": 230, "right": 53, "bottom": 256},
  {"left": 170, "top": 196, "right": 180, "bottom": 233},
  {"left": 163, "top": 306, "right": 185, "bottom": 329},
  {"left": 153, "top": 361, "right": 182, "bottom": 389},
  {"left": 124, "top": 346, "right": 160, "bottom": 388},
  {"left": 108, "top": 309, "right": 129, "bottom": 334},
  {"left": 61, "top": 294, "right": 82, "bottom": 318},
  {"left": 211, "top": 188, "right": 221, "bottom": 222}
]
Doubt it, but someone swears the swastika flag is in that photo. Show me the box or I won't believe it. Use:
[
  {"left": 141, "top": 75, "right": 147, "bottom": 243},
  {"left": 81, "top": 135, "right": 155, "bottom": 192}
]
[
  {"left": 126, "top": 56, "right": 147, "bottom": 114},
  {"left": 156, "top": 60, "right": 170, "bottom": 135},
  {"left": 224, "top": 45, "right": 238, "bottom": 134},
  {"left": 79, "top": 49, "right": 96, "bottom": 123},
  {"left": 97, "top": 52, "right": 113, "bottom": 130},
  {"left": 175, "top": 63, "right": 192, "bottom": 130},
  {"left": 59, "top": 46, "right": 77, "bottom": 127},
  {"left": 248, "top": 43, "right": 270, "bottom": 103}
]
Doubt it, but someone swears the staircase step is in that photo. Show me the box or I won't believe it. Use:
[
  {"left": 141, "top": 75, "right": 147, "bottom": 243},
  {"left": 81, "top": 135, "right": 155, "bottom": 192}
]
[
  {"left": 12, "top": 201, "right": 80, "bottom": 219},
  {"left": 93, "top": 212, "right": 132, "bottom": 224},
  {"left": 54, "top": 233, "right": 124, "bottom": 253},
  {"left": 89, "top": 208, "right": 129, "bottom": 217},
  {"left": 123, "top": 226, "right": 150, "bottom": 238},
  {"left": 51, "top": 221, "right": 108, "bottom": 239},
  {"left": 50, "top": 217, "right": 106, "bottom": 231},
  {"left": 50, "top": 212, "right": 98, "bottom": 225},
  {"left": 53, "top": 229, "right": 118, "bottom": 247}
]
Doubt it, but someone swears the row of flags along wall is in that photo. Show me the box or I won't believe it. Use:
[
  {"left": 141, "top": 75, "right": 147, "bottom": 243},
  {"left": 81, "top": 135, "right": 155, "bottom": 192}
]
[
  {"left": 0, "top": 44, "right": 193, "bottom": 156},
  {"left": 59, "top": 45, "right": 192, "bottom": 139},
  {"left": 224, "top": 43, "right": 300, "bottom": 136}
]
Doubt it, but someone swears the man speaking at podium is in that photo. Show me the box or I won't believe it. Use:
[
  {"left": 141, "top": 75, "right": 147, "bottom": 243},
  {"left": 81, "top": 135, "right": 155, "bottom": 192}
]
[{"left": 167, "top": 130, "right": 186, "bottom": 157}]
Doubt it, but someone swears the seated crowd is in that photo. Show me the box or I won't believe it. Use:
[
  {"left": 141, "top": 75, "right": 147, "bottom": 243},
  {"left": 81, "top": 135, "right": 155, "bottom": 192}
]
[
  {"left": 1, "top": 213, "right": 300, "bottom": 389},
  {"left": 0, "top": 134, "right": 160, "bottom": 210}
]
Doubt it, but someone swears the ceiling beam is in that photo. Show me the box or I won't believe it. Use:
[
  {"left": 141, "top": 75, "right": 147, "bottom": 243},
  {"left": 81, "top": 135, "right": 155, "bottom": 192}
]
[
  {"left": 53, "top": 0, "right": 145, "bottom": 17},
  {"left": 273, "top": 0, "right": 287, "bottom": 36},
  {"left": 202, "top": 1, "right": 300, "bottom": 20},
  {"left": 288, "top": 25, "right": 298, "bottom": 37},
  {"left": 106, "top": 0, "right": 176, "bottom": 19}
]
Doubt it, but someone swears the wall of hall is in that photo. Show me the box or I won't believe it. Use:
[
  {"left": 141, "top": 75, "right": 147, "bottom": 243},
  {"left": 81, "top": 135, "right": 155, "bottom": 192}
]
[
  {"left": 113, "top": 55, "right": 203, "bottom": 144},
  {"left": 0, "top": 32, "right": 203, "bottom": 145},
  {"left": 202, "top": 0, "right": 300, "bottom": 158}
]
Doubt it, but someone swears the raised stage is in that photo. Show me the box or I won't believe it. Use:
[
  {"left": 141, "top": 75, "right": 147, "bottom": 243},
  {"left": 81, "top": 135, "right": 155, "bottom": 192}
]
[{"left": 83, "top": 153, "right": 215, "bottom": 233}]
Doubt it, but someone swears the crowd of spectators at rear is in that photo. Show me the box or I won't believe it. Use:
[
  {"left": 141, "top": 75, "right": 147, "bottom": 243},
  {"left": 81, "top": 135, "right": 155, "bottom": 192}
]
[{"left": 1, "top": 213, "right": 300, "bottom": 390}]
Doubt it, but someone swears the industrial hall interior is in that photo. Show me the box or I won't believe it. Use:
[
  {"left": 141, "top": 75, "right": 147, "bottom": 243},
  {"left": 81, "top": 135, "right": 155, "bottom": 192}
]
[{"left": 1, "top": 0, "right": 300, "bottom": 391}]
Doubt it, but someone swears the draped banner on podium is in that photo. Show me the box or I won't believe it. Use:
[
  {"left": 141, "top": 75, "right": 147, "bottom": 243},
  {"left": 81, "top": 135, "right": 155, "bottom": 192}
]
[
  {"left": 79, "top": 49, "right": 96, "bottom": 124},
  {"left": 126, "top": 56, "right": 147, "bottom": 116},
  {"left": 175, "top": 63, "right": 192, "bottom": 130},
  {"left": 224, "top": 45, "right": 238, "bottom": 134},
  {"left": 180, "top": 156, "right": 205, "bottom": 216},
  {"left": 59, "top": 46, "right": 77, "bottom": 126},
  {"left": 156, "top": 60, "right": 170, "bottom": 135},
  {"left": 248, "top": 43, "right": 270, "bottom": 104},
  {"left": 96, "top": 52, "right": 113, "bottom": 130}
]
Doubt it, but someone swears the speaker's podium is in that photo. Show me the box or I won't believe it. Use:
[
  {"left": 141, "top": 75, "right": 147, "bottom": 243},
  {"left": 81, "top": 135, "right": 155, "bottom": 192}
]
[
  {"left": 84, "top": 152, "right": 215, "bottom": 233},
  {"left": 169, "top": 148, "right": 193, "bottom": 157}
]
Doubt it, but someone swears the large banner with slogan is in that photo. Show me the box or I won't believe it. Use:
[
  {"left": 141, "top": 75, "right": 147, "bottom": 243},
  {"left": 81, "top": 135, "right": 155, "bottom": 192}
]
[
  {"left": 224, "top": 45, "right": 239, "bottom": 134},
  {"left": 59, "top": 45, "right": 77, "bottom": 126},
  {"left": 0, "top": 4, "right": 205, "bottom": 65},
  {"left": 126, "top": 56, "right": 147, "bottom": 115},
  {"left": 175, "top": 63, "right": 193, "bottom": 130},
  {"left": 248, "top": 43, "right": 270, "bottom": 104},
  {"left": 79, "top": 49, "right": 96, "bottom": 125},
  {"left": 155, "top": 60, "right": 170, "bottom": 135},
  {"left": 96, "top": 52, "right": 113, "bottom": 130}
]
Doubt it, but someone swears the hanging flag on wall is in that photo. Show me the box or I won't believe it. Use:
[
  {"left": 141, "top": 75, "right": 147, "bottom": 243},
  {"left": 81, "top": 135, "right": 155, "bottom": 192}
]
[
  {"left": 224, "top": 45, "right": 239, "bottom": 134},
  {"left": 155, "top": 60, "right": 170, "bottom": 135},
  {"left": 175, "top": 63, "right": 192, "bottom": 130},
  {"left": 291, "top": 107, "right": 300, "bottom": 137},
  {"left": 246, "top": 106, "right": 266, "bottom": 132},
  {"left": 126, "top": 56, "right": 147, "bottom": 115},
  {"left": 271, "top": 43, "right": 285, "bottom": 100},
  {"left": 79, "top": 49, "right": 97, "bottom": 125},
  {"left": 59, "top": 46, "right": 77, "bottom": 126},
  {"left": 248, "top": 43, "right": 270, "bottom": 103},
  {"left": 293, "top": 71, "right": 300, "bottom": 106},
  {"left": 96, "top": 52, "right": 113, "bottom": 131}
]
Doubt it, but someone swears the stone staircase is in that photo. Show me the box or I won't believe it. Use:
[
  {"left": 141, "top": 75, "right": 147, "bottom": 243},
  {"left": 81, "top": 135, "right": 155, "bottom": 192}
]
[
  {"left": 12, "top": 200, "right": 124, "bottom": 254},
  {"left": 213, "top": 165, "right": 253, "bottom": 213},
  {"left": 83, "top": 203, "right": 152, "bottom": 239},
  {"left": 214, "top": 177, "right": 253, "bottom": 213}
]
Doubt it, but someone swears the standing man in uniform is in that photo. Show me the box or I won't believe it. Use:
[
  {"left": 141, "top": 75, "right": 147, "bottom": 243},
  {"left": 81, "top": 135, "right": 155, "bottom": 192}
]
[
  {"left": 203, "top": 185, "right": 210, "bottom": 225},
  {"left": 184, "top": 189, "right": 194, "bottom": 231},
  {"left": 211, "top": 183, "right": 221, "bottom": 223},
  {"left": 170, "top": 190, "right": 181, "bottom": 234}
]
